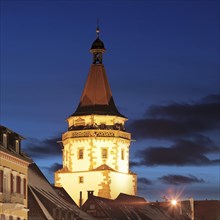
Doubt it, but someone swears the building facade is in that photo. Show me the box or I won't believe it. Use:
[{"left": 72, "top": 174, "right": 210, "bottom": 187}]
[
  {"left": 55, "top": 29, "right": 137, "bottom": 206},
  {"left": 0, "top": 125, "right": 31, "bottom": 220}
]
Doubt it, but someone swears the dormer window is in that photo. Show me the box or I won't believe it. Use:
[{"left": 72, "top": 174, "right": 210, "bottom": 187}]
[
  {"left": 0, "top": 126, "right": 23, "bottom": 154},
  {"left": 75, "top": 117, "right": 85, "bottom": 127},
  {"left": 3, "top": 133, "right": 7, "bottom": 147},
  {"left": 15, "top": 139, "right": 20, "bottom": 153}
]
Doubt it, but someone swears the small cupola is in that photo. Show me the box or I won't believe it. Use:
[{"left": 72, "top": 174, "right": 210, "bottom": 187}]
[{"left": 90, "top": 27, "right": 106, "bottom": 64}]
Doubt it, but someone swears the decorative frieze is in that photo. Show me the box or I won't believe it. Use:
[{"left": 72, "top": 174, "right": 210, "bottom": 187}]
[{"left": 63, "top": 129, "right": 131, "bottom": 140}]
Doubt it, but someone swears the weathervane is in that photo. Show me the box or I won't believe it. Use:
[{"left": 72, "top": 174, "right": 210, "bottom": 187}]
[{"left": 96, "top": 18, "right": 100, "bottom": 38}]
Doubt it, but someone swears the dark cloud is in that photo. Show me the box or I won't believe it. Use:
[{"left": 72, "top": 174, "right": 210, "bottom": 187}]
[
  {"left": 133, "top": 135, "right": 220, "bottom": 166},
  {"left": 43, "top": 163, "right": 62, "bottom": 173},
  {"left": 159, "top": 174, "right": 205, "bottom": 185},
  {"left": 23, "top": 134, "right": 62, "bottom": 158},
  {"left": 200, "top": 94, "right": 220, "bottom": 103},
  {"left": 128, "top": 94, "right": 220, "bottom": 139},
  {"left": 129, "top": 161, "right": 140, "bottom": 168},
  {"left": 138, "top": 177, "right": 152, "bottom": 185}
]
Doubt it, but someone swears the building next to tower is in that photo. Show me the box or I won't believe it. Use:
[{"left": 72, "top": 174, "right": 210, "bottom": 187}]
[
  {"left": 54, "top": 28, "right": 137, "bottom": 207},
  {"left": 0, "top": 125, "right": 31, "bottom": 220}
]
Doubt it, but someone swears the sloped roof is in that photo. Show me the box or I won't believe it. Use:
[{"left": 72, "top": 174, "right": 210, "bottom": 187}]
[
  {"left": 115, "top": 193, "right": 147, "bottom": 204},
  {"left": 53, "top": 186, "right": 77, "bottom": 206},
  {"left": 72, "top": 64, "right": 125, "bottom": 118},
  {"left": 28, "top": 187, "right": 48, "bottom": 220},
  {"left": 28, "top": 163, "right": 95, "bottom": 220},
  {"left": 82, "top": 193, "right": 188, "bottom": 220}
]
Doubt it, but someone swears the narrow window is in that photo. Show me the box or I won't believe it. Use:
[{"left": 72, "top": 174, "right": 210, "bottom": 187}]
[
  {"left": 78, "top": 149, "right": 84, "bottom": 159},
  {"left": 11, "top": 173, "right": 14, "bottom": 193},
  {"left": 0, "top": 170, "right": 3, "bottom": 192},
  {"left": 23, "top": 178, "right": 26, "bottom": 199},
  {"left": 121, "top": 149, "right": 125, "bottom": 160},
  {"left": 16, "top": 176, "right": 21, "bottom": 193},
  {"left": 79, "top": 176, "right": 84, "bottom": 183},
  {"left": 102, "top": 149, "right": 107, "bottom": 159}
]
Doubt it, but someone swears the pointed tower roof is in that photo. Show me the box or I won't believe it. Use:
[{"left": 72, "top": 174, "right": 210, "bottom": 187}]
[{"left": 72, "top": 28, "right": 125, "bottom": 118}]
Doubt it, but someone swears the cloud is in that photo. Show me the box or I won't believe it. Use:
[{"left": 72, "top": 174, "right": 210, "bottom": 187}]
[
  {"left": 43, "top": 162, "right": 62, "bottom": 173},
  {"left": 133, "top": 135, "right": 220, "bottom": 166},
  {"left": 138, "top": 177, "right": 152, "bottom": 185},
  {"left": 23, "top": 134, "right": 62, "bottom": 158},
  {"left": 159, "top": 174, "right": 205, "bottom": 185},
  {"left": 128, "top": 94, "right": 220, "bottom": 139}
]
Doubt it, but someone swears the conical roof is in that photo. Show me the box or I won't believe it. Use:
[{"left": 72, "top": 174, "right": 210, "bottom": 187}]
[{"left": 72, "top": 64, "right": 124, "bottom": 117}]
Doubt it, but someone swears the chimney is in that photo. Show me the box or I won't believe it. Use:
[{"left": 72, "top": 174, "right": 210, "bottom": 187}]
[{"left": 87, "top": 190, "right": 94, "bottom": 199}]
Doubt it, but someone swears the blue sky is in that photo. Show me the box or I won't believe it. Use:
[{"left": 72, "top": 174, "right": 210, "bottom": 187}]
[{"left": 0, "top": 0, "right": 219, "bottom": 202}]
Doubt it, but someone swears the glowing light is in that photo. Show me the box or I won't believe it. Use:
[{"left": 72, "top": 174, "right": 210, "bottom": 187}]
[{"left": 171, "top": 199, "right": 177, "bottom": 206}]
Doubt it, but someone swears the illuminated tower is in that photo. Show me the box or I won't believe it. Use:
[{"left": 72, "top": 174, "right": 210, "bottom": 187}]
[{"left": 55, "top": 28, "right": 137, "bottom": 206}]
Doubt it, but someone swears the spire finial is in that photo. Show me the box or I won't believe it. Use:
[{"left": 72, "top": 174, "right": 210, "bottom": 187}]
[{"left": 96, "top": 18, "right": 100, "bottom": 38}]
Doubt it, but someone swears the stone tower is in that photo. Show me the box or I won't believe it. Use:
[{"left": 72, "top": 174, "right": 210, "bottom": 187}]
[{"left": 55, "top": 28, "right": 137, "bottom": 206}]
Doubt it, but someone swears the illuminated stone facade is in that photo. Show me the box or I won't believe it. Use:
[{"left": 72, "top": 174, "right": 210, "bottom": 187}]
[
  {"left": 0, "top": 125, "right": 31, "bottom": 220},
  {"left": 55, "top": 29, "right": 137, "bottom": 206}
]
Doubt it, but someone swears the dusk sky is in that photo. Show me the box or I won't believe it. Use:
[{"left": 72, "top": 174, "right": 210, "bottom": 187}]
[{"left": 1, "top": 1, "right": 219, "bottom": 202}]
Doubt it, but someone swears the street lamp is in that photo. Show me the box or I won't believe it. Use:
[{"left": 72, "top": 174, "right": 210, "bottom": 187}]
[{"left": 171, "top": 199, "right": 177, "bottom": 206}]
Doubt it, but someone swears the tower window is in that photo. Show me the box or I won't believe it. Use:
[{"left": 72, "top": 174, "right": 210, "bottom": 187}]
[
  {"left": 121, "top": 149, "right": 125, "bottom": 160},
  {"left": 79, "top": 176, "right": 84, "bottom": 183},
  {"left": 78, "top": 149, "right": 84, "bottom": 159},
  {"left": 102, "top": 149, "right": 108, "bottom": 159}
]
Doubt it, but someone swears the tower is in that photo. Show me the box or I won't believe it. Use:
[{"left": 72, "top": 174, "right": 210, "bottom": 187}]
[{"left": 55, "top": 28, "right": 137, "bottom": 206}]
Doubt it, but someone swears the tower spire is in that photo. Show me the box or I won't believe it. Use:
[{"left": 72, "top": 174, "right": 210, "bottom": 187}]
[{"left": 72, "top": 27, "right": 124, "bottom": 118}]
